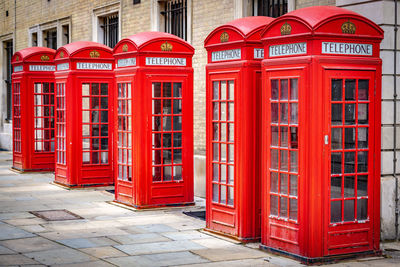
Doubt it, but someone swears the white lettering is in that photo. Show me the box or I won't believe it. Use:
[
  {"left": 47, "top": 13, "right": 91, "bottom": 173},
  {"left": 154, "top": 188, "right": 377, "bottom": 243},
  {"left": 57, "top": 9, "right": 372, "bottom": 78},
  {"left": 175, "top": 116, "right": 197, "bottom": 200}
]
[
  {"left": 13, "top": 65, "right": 23, "bottom": 72},
  {"left": 29, "top": 65, "right": 56, "bottom": 71},
  {"left": 145, "top": 57, "right": 187, "bottom": 66},
  {"left": 254, "top": 48, "right": 264, "bottom": 59},
  {"left": 57, "top": 63, "right": 69, "bottom": 71},
  {"left": 211, "top": 49, "right": 241, "bottom": 62},
  {"left": 321, "top": 42, "right": 373, "bottom": 56},
  {"left": 269, "top": 42, "right": 307, "bottom": 57},
  {"left": 76, "top": 62, "right": 112, "bottom": 70},
  {"left": 117, "top": 58, "right": 136, "bottom": 68}
]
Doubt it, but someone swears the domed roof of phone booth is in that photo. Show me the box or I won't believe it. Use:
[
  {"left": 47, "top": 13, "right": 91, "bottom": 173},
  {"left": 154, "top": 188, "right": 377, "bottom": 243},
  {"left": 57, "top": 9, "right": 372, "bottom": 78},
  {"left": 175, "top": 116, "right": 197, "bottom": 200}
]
[
  {"left": 55, "top": 41, "right": 113, "bottom": 59},
  {"left": 12, "top": 47, "right": 56, "bottom": 64}
]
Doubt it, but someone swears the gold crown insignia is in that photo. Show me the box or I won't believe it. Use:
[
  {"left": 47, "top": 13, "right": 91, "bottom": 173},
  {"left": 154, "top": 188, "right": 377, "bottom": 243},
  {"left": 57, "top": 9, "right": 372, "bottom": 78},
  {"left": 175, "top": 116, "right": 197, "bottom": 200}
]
[
  {"left": 41, "top": 55, "right": 50, "bottom": 61},
  {"left": 122, "top": 44, "right": 128, "bottom": 52},
  {"left": 161, "top": 41, "right": 173, "bottom": 51},
  {"left": 16, "top": 55, "right": 19, "bottom": 61},
  {"left": 280, "top": 22, "right": 292, "bottom": 36},
  {"left": 220, "top": 31, "right": 229, "bottom": 43},
  {"left": 90, "top": 50, "right": 100, "bottom": 58},
  {"left": 60, "top": 51, "right": 64, "bottom": 58},
  {"left": 341, "top": 20, "right": 356, "bottom": 34}
]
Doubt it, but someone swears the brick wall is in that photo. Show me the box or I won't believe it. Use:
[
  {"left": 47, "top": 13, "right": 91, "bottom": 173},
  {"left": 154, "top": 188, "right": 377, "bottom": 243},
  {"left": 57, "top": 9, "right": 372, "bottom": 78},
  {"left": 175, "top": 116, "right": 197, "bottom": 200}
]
[{"left": 296, "top": 0, "right": 335, "bottom": 9}]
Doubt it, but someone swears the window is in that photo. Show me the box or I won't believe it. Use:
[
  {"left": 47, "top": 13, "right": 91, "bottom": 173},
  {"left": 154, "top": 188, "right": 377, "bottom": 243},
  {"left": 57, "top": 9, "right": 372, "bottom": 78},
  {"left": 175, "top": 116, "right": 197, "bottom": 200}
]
[
  {"left": 62, "top": 24, "right": 70, "bottom": 46},
  {"left": 211, "top": 80, "right": 235, "bottom": 206},
  {"left": 152, "top": 82, "right": 183, "bottom": 182},
  {"left": 82, "top": 83, "right": 109, "bottom": 165},
  {"left": 100, "top": 13, "right": 119, "bottom": 48},
  {"left": 32, "top": 33, "right": 38, "bottom": 46},
  {"left": 4, "top": 40, "right": 13, "bottom": 121},
  {"left": 34, "top": 83, "right": 55, "bottom": 152},
  {"left": 43, "top": 28, "right": 57, "bottom": 49},
  {"left": 269, "top": 78, "right": 298, "bottom": 221},
  {"left": 161, "top": 0, "right": 187, "bottom": 40},
  {"left": 253, "top": 0, "right": 288, "bottom": 17},
  {"left": 56, "top": 83, "right": 66, "bottom": 164},
  {"left": 13, "top": 83, "right": 21, "bottom": 153},
  {"left": 117, "top": 83, "right": 132, "bottom": 181}
]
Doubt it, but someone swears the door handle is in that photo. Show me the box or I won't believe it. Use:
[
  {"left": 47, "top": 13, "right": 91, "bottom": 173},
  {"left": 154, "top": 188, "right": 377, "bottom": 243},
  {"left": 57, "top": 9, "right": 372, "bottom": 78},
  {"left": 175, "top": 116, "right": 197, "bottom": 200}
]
[{"left": 324, "top": 135, "right": 329, "bottom": 145}]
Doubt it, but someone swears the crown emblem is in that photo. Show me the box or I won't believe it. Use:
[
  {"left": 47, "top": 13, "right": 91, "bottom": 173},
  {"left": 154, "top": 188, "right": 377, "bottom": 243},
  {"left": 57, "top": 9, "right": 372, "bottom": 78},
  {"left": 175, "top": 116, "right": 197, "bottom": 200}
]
[
  {"left": 341, "top": 20, "right": 356, "bottom": 34},
  {"left": 122, "top": 44, "right": 128, "bottom": 52},
  {"left": 60, "top": 51, "right": 64, "bottom": 58},
  {"left": 280, "top": 22, "right": 292, "bottom": 35},
  {"left": 16, "top": 55, "right": 19, "bottom": 61},
  {"left": 41, "top": 55, "right": 50, "bottom": 61},
  {"left": 161, "top": 41, "right": 173, "bottom": 51},
  {"left": 89, "top": 50, "right": 100, "bottom": 58},
  {"left": 220, "top": 31, "right": 229, "bottom": 43}
]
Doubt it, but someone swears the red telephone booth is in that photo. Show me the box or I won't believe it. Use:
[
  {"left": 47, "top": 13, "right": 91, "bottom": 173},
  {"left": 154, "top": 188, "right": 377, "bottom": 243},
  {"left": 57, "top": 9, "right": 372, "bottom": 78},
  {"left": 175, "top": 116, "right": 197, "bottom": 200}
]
[
  {"left": 113, "top": 32, "right": 194, "bottom": 208},
  {"left": 11, "top": 47, "right": 56, "bottom": 172},
  {"left": 53, "top": 42, "right": 114, "bottom": 187},
  {"left": 204, "top": 17, "right": 274, "bottom": 241},
  {"left": 260, "top": 6, "right": 383, "bottom": 262}
]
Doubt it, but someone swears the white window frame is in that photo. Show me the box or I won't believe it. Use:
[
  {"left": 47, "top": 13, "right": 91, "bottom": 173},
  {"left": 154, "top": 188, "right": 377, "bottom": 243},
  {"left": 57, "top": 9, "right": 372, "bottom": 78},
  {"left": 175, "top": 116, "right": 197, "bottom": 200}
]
[
  {"left": 0, "top": 33, "right": 14, "bottom": 124},
  {"left": 92, "top": 2, "right": 121, "bottom": 47},
  {"left": 234, "top": 0, "right": 295, "bottom": 18},
  {"left": 28, "top": 17, "right": 71, "bottom": 48}
]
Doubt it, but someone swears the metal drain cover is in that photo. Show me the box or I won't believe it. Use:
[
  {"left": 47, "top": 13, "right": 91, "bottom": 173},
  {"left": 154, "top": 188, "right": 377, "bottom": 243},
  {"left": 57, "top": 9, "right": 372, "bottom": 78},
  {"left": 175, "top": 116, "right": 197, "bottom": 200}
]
[{"left": 30, "top": 209, "right": 83, "bottom": 221}]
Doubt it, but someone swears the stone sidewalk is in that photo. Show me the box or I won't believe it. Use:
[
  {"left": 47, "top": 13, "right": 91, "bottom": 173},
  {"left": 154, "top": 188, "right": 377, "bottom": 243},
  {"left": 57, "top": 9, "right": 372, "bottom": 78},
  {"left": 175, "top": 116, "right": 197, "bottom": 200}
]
[{"left": 0, "top": 152, "right": 399, "bottom": 266}]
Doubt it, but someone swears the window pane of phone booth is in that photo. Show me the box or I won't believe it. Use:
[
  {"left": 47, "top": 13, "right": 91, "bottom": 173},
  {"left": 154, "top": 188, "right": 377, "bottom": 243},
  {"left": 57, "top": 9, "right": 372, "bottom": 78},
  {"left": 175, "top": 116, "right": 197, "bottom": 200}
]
[
  {"left": 13, "top": 83, "right": 21, "bottom": 153},
  {"left": 56, "top": 83, "right": 66, "bottom": 164},
  {"left": 34, "top": 82, "right": 55, "bottom": 152},
  {"left": 269, "top": 78, "right": 298, "bottom": 222},
  {"left": 211, "top": 80, "right": 234, "bottom": 206},
  {"left": 330, "top": 78, "right": 370, "bottom": 223},
  {"left": 81, "top": 83, "right": 110, "bottom": 165},
  {"left": 152, "top": 82, "right": 183, "bottom": 182},
  {"left": 117, "top": 83, "right": 132, "bottom": 181}
]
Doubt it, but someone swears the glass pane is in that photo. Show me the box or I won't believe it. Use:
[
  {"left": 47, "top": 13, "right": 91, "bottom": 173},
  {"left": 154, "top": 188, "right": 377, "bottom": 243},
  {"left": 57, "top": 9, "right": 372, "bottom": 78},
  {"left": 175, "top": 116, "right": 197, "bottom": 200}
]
[
  {"left": 344, "top": 128, "right": 355, "bottom": 149},
  {"left": 82, "top": 84, "right": 90, "bottom": 96},
  {"left": 332, "top": 104, "right": 342, "bottom": 125},
  {"left": 228, "top": 144, "right": 234, "bottom": 163},
  {"left": 213, "top": 164, "right": 219, "bottom": 181},
  {"left": 101, "top": 125, "right": 108, "bottom": 137},
  {"left": 213, "top": 143, "right": 219, "bottom": 161},
  {"left": 163, "top": 149, "right": 172, "bottom": 164},
  {"left": 212, "top": 184, "right": 219, "bottom": 202},
  {"left": 357, "top": 199, "right": 368, "bottom": 220},
  {"left": 101, "top": 83, "right": 108, "bottom": 95},
  {"left": 220, "top": 103, "right": 226, "bottom": 121},
  {"left": 331, "top": 152, "right": 342, "bottom": 174},
  {"left": 221, "top": 144, "right": 227, "bottom": 162},
  {"left": 290, "top": 175, "right": 298, "bottom": 196},
  {"left": 280, "top": 173, "right": 288, "bottom": 195},
  {"left": 213, "top": 103, "right": 219, "bottom": 120},
  {"left": 345, "top": 104, "right": 355, "bottom": 125},
  {"left": 153, "top": 100, "right": 162, "bottom": 115},
  {"left": 344, "top": 176, "right": 355, "bottom": 197},
  {"left": 173, "top": 99, "right": 182, "bottom": 114},
  {"left": 164, "top": 166, "right": 172, "bottom": 181},
  {"left": 280, "top": 79, "right": 288, "bottom": 100},
  {"left": 280, "top": 150, "right": 288, "bottom": 171},
  {"left": 228, "top": 186, "right": 234, "bottom": 206},
  {"left": 290, "top": 151, "right": 298, "bottom": 173},
  {"left": 331, "top": 177, "right": 342, "bottom": 198},
  {"left": 270, "top": 149, "right": 278, "bottom": 169},
  {"left": 213, "top": 123, "right": 219, "bottom": 141},
  {"left": 344, "top": 152, "right": 355, "bottom": 173},
  {"left": 82, "top": 138, "right": 90, "bottom": 150},
  {"left": 35, "top": 83, "right": 42, "bottom": 93},
  {"left": 271, "top": 103, "right": 278, "bottom": 123},
  {"left": 357, "top": 151, "right": 368, "bottom": 173},
  {"left": 101, "top": 138, "right": 108, "bottom": 150},
  {"left": 220, "top": 164, "right": 226, "bottom": 183},
  {"left": 213, "top": 81, "right": 219, "bottom": 100},
  {"left": 91, "top": 111, "right": 99, "bottom": 123},
  {"left": 271, "top": 126, "right": 279, "bottom": 146},
  {"left": 221, "top": 81, "right": 227, "bottom": 100},
  {"left": 358, "top": 104, "right": 368, "bottom": 124},
  {"left": 331, "top": 128, "right": 342, "bottom": 149},
  {"left": 357, "top": 175, "right": 368, "bottom": 196},
  {"left": 82, "top": 152, "right": 90, "bottom": 163},
  {"left": 280, "top": 197, "right": 288, "bottom": 218},
  {"left": 82, "top": 111, "right": 90, "bottom": 123},
  {"left": 280, "top": 127, "right": 288, "bottom": 147},
  {"left": 173, "top": 133, "right": 182, "bottom": 147},
  {"left": 92, "top": 152, "right": 99, "bottom": 164},
  {"left": 280, "top": 103, "right": 288, "bottom": 124},
  {"left": 331, "top": 201, "right": 342, "bottom": 223},
  {"left": 91, "top": 138, "right": 99, "bottom": 150},
  {"left": 228, "top": 165, "right": 234, "bottom": 185},
  {"left": 290, "top": 127, "right": 298, "bottom": 149},
  {"left": 101, "top": 152, "right": 108, "bottom": 163},
  {"left": 163, "top": 99, "right": 172, "bottom": 114},
  {"left": 331, "top": 79, "right": 342, "bottom": 101},
  {"left": 270, "top": 195, "right": 278, "bottom": 216},
  {"left": 153, "top": 82, "right": 161, "bottom": 97},
  {"left": 220, "top": 185, "right": 226, "bottom": 204},
  {"left": 345, "top": 79, "right": 356, "bottom": 100},
  {"left": 290, "top": 79, "right": 298, "bottom": 100},
  {"left": 82, "top": 97, "right": 90, "bottom": 109},
  {"left": 153, "top": 117, "right": 161, "bottom": 131},
  {"left": 82, "top": 125, "right": 89, "bottom": 137},
  {"left": 163, "top": 117, "right": 172, "bottom": 131},
  {"left": 163, "top": 133, "right": 172, "bottom": 147},
  {"left": 270, "top": 172, "right": 278, "bottom": 193},
  {"left": 163, "top": 82, "right": 171, "bottom": 97},
  {"left": 92, "top": 83, "right": 99, "bottom": 95},
  {"left": 228, "top": 123, "right": 234, "bottom": 142},
  {"left": 153, "top": 150, "right": 162, "bottom": 165},
  {"left": 153, "top": 166, "right": 162, "bottom": 181},
  {"left": 228, "top": 103, "right": 234, "bottom": 121},
  {"left": 228, "top": 81, "right": 234, "bottom": 100},
  {"left": 290, "top": 103, "right": 298, "bottom": 124},
  {"left": 289, "top": 199, "right": 298, "bottom": 221},
  {"left": 173, "top": 149, "right": 182, "bottom": 164},
  {"left": 101, "top": 111, "right": 108, "bottom": 123},
  {"left": 358, "top": 80, "right": 369, "bottom": 100},
  {"left": 173, "top": 82, "right": 182, "bottom": 97},
  {"left": 271, "top": 80, "right": 279, "bottom": 100},
  {"left": 221, "top": 123, "right": 226, "bottom": 142},
  {"left": 358, "top": 127, "right": 368, "bottom": 148},
  {"left": 344, "top": 199, "right": 355, "bottom": 221},
  {"left": 101, "top": 97, "right": 108, "bottom": 109}
]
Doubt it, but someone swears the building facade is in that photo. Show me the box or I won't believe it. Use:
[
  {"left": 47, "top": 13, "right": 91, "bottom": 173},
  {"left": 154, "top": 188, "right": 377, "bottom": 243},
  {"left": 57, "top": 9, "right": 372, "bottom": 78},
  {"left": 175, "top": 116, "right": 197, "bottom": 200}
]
[{"left": 0, "top": 0, "right": 399, "bottom": 240}]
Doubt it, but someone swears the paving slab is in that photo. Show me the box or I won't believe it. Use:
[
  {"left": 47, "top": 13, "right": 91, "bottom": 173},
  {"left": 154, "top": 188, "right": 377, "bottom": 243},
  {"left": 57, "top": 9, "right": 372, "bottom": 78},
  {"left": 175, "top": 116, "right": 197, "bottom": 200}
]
[
  {"left": 0, "top": 236, "right": 64, "bottom": 253},
  {"left": 161, "top": 230, "right": 210, "bottom": 241},
  {"left": 192, "top": 238, "right": 238, "bottom": 249},
  {"left": 79, "top": 246, "right": 128, "bottom": 259},
  {"left": 39, "top": 228, "right": 130, "bottom": 240},
  {"left": 57, "top": 237, "right": 119, "bottom": 249},
  {"left": 105, "top": 255, "right": 155, "bottom": 267},
  {"left": 114, "top": 240, "right": 205, "bottom": 255},
  {"left": 191, "top": 246, "right": 268, "bottom": 261},
  {"left": 3, "top": 217, "right": 47, "bottom": 226},
  {"left": 0, "top": 221, "right": 36, "bottom": 240},
  {"left": 0, "top": 245, "right": 15, "bottom": 254},
  {"left": 108, "top": 233, "right": 170, "bottom": 244},
  {"left": 134, "top": 224, "right": 178, "bottom": 233},
  {"left": 0, "top": 254, "right": 40, "bottom": 265},
  {"left": 24, "top": 248, "right": 97, "bottom": 265},
  {"left": 0, "top": 212, "right": 36, "bottom": 220},
  {"left": 140, "top": 251, "right": 210, "bottom": 266},
  {"left": 179, "top": 258, "right": 277, "bottom": 267},
  {"left": 52, "top": 260, "right": 115, "bottom": 267},
  {"left": 19, "top": 224, "right": 48, "bottom": 233}
]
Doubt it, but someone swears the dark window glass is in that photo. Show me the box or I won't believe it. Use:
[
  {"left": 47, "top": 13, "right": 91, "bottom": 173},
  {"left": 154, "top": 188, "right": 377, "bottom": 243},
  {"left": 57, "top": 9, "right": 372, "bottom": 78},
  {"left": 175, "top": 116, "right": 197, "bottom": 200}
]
[
  {"left": 101, "top": 14, "right": 119, "bottom": 48},
  {"left": 253, "top": 0, "right": 288, "bottom": 17},
  {"left": 162, "top": 0, "right": 187, "bottom": 40}
]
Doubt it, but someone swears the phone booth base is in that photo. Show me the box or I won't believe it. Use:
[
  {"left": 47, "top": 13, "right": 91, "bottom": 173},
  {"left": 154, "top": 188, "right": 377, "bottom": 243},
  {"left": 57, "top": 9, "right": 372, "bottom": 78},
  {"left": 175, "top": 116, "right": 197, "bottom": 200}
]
[
  {"left": 113, "top": 32, "right": 194, "bottom": 209},
  {"left": 260, "top": 6, "right": 383, "bottom": 262},
  {"left": 11, "top": 47, "right": 56, "bottom": 172}
]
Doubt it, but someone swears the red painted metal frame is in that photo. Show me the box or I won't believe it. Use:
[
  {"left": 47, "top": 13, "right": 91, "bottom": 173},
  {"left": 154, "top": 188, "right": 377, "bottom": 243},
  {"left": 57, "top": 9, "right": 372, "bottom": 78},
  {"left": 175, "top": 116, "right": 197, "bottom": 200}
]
[
  {"left": 53, "top": 41, "right": 114, "bottom": 187},
  {"left": 113, "top": 32, "right": 194, "bottom": 208},
  {"left": 204, "top": 17, "right": 274, "bottom": 241},
  {"left": 260, "top": 6, "right": 383, "bottom": 262},
  {"left": 11, "top": 47, "right": 56, "bottom": 172}
]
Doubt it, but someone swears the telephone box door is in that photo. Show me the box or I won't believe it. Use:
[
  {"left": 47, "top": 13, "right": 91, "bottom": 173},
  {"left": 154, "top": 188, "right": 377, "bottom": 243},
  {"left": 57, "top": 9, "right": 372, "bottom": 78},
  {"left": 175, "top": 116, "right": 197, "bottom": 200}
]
[{"left": 324, "top": 70, "right": 376, "bottom": 255}]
